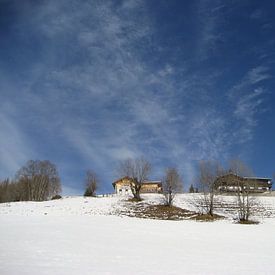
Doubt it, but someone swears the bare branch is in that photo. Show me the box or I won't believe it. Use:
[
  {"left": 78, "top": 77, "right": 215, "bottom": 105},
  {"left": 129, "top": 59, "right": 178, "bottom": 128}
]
[{"left": 163, "top": 167, "right": 183, "bottom": 206}]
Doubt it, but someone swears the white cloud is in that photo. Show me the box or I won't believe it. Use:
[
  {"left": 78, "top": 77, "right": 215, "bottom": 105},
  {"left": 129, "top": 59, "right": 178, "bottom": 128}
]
[
  {"left": 247, "top": 66, "right": 271, "bottom": 84},
  {"left": 197, "top": 0, "right": 225, "bottom": 59},
  {"left": 250, "top": 9, "right": 264, "bottom": 20},
  {"left": 0, "top": 112, "right": 33, "bottom": 178},
  {"left": 229, "top": 66, "right": 271, "bottom": 98},
  {"left": 229, "top": 66, "right": 270, "bottom": 144}
]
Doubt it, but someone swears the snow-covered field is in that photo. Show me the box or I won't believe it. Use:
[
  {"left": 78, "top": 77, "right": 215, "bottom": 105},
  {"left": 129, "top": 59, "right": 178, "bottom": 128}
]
[{"left": 1, "top": 194, "right": 275, "bottom": 275}]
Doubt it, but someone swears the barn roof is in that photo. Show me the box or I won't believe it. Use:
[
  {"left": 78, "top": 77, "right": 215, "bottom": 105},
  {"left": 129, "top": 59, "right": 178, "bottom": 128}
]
[{"left": 244, "top": 177, "right": 272, "bottom": 181}]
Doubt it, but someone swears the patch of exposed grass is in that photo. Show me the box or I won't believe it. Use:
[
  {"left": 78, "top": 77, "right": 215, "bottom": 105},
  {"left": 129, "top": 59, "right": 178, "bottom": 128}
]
[
  {"left": 140, "top": 205, "right": 195, "bottom": 220},
  {"left": 119, "top": 203, "right": 196, "bottom": 220},
  {"left": 191, "top": 213, "right": 224, "bottom": 222},
  {"left": 118, "top": 201, "right": 226, "bottom": 222},
  {"left": 237, "top": 219, "right": 259, "bottom": 225},
  {"left": 127, "top": 197, "right": 143, "bottom": 202}
]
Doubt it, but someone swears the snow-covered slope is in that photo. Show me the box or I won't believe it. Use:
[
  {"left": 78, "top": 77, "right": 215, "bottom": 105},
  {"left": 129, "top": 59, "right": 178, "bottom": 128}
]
[
  {"left": 0, "top": 196, "right": 125, "bottom": 216},
  {"left": 1, "top": 195, "right": 275, "bottom": 275}
]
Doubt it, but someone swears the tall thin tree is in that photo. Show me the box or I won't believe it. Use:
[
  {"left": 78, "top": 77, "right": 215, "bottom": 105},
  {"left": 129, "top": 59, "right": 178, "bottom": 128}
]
[
  {"left": 163, "top": 167, "right": 183, "bottom": 206},
  {"left": 198, "top": 160, "right": 224, "bottom": 216},
  {"left": 228, "top": 159, "right": 257, "bottom": 222}
]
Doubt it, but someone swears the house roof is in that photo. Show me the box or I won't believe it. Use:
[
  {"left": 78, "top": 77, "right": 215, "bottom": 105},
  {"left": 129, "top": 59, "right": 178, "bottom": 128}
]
[
  {"left": 142, "top": 181, "right": 162, "bottom": 186},
  {"left": 216, "top": 173, "right": 272, "bottom": 181},
  {"left": 112, "top": 176, "right": 132, "bottom": 188},
  {"left": 112, "top": 176, "right": 132, "bottom": 184},
  {"left": 244, "top": 177, "right": 272, "bottom": 181},
  {"left": 215, "top": 173, "right": 272, "bottom": 187},
  {"left": 215, "top": 173, "right": 243, "bottom": 182}
]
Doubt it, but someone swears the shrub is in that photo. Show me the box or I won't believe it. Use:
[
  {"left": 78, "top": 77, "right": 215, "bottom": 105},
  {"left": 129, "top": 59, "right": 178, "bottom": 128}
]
[{"left": 51, "top": 194, "right": 62, "bottom": 200}]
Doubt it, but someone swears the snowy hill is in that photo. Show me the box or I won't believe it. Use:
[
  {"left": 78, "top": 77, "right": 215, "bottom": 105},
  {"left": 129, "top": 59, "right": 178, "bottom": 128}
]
[{"left": 1, "top": 194, "right": 275, "bottom": 275}]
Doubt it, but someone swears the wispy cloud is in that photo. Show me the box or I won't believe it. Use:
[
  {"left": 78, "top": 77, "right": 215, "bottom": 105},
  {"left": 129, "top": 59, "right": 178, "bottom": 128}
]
[
  {"left": 196, "top": 0, "right": 225, "bottom": 59},
  {"left": 229, "top": 66, "right": 270, "bottom": 143},
  {"left": 246, "top": 66, "right": 271, "bottom": 84},
  {"left": 234, "top": 88, "right": 264, "bottom": 125},
  {"left": 0, "top": 112, "right": 33, "bottom": 178},
  {"left": 250, "top": 9, "right": 264, "bottom": 20}
]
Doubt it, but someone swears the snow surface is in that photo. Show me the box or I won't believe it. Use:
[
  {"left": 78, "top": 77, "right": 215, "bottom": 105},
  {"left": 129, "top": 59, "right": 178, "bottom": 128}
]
[{"left": 1, "top": 194, "right": 275, "bottom": 275}]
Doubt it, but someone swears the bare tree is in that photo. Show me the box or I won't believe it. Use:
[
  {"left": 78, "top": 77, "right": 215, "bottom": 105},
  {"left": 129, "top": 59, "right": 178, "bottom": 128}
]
[
  {"left": 228, "top": 159, "right": 258, "bottom": 222},
  {"left": 84, "top": 170, "right": 98, "bottom": 197},
  {"left": 16, "top": 160, "right": 61, "bottom": 201},
  {"left": 163, "top": 168, "right": 183, "bottom": 206},
  {"left": 118, "top": 157, "right": 151, "bottom": 201},
  {"left": 0, "top": 178, "right": 30, "bottom": 203},
  {"left": 0, "top": 179, "right": 12, "bottom": 203},
  {"left": 228, "top": 159, "right": 253, "bottom": 177},
  {"left": 197, "top": 160, "right": 224, "bottom": 216}
]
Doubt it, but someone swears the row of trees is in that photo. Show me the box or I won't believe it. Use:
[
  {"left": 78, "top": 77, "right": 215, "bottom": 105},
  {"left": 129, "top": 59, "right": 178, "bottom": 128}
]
[{"left": 0, "top": 160, "right": 61, "bottom": 203}]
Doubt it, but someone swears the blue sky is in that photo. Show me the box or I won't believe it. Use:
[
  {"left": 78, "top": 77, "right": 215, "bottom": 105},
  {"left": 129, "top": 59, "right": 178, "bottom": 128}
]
[{"left": 0, "top": 0, "right": 274, "bottom": 195}]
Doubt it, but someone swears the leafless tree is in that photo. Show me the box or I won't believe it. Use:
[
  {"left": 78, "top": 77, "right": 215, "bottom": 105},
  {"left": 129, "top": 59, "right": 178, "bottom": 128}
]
[
  {"left": 118, "top": 157, "right": 151, "bottom": 200},
  {"left": 0, "top": 179, "right": 7, "bottom": 202},
  {"left": 0, "top": 179, "right": 12, "bottom": 203},
  {"left": 163, "top": 168, "right": 183, "bottom": 206},
  {"left": 228, "top": 159, "right": 258, "bottom": 222},
  {"left": 0, "top": 178, "right": 26, "bottom": 203},
  {"left": 84, "top": 170, "right": 98, "bottom": 197},
  {"left": 16, "top": 160, "right": 61, "bottom": 201},
  {"left": 228, "top": 159, "right": 253, "bottom": 177},
  {"left": 197, "top": 160, "right": 224, "bottom": 216}
]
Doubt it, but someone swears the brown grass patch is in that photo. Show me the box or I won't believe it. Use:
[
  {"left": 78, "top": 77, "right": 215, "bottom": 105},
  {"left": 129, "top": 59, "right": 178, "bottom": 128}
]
[
  {"left": 118, "top": 201, "right": 226, "bottom": 222},
  {"left": 119, "top": 203, "right": 196, "bottom": 220},
  {"left": 127, "top": 197, "right": 143, "bottom": 202},
  {"left": 191, "top": 213, "right": 224, "bottom": 222},
  {"left": 140, "top": 205, "right": 196, "bottom": 220},
  {"left": 237, "top": 219, "right": 259, "bottom": 225}
]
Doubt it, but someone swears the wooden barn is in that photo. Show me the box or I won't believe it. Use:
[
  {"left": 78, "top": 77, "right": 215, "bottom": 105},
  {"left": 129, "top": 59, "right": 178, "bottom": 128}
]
[{"left": 215, "top": 173, "right": 272, "bottom": 193}]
